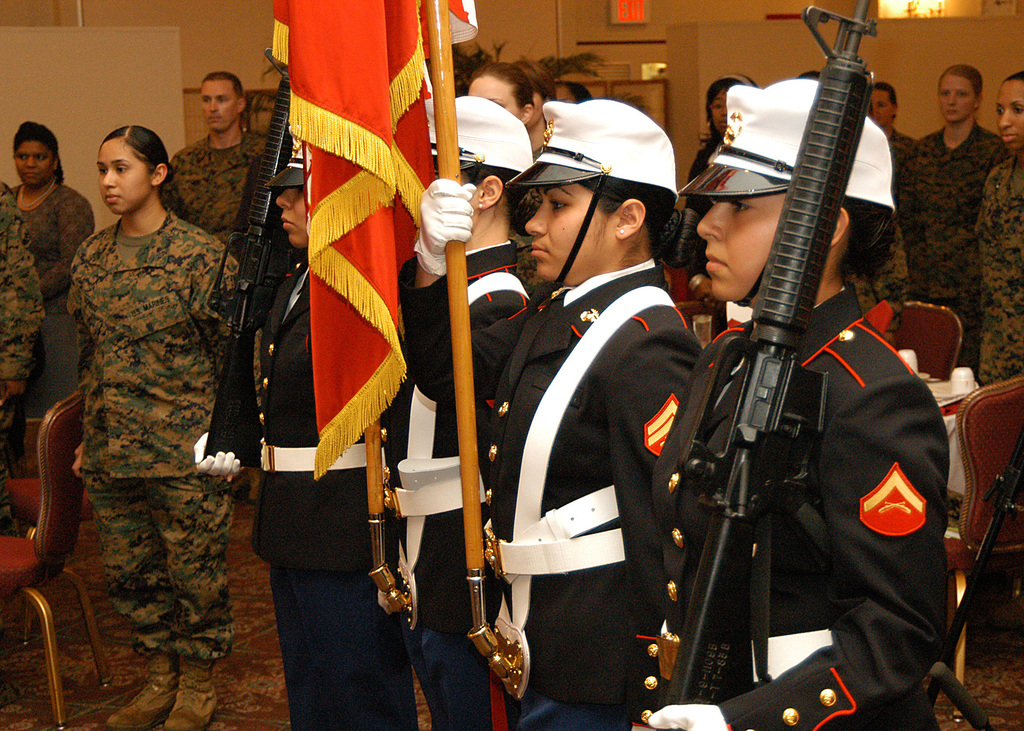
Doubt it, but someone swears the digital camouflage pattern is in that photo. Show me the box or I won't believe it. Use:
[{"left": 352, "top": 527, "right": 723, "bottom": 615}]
[
  {"left": 161, "top": 131, "right": 265, "bottom": 247},
  {"left": 0, "top": 182, "right": 44, "bottom": 535},
  {"left": 86, "top": 474, "right": 234, "bottom": 659},
  {"left": 850, "top": 224, "right": 909, "bottom": 339},
  {"left": 68, "top": 212, "right": 233, "bottom": 480},
  {"left": 977, "top": 158, "right": 1024, "bottom": 385},
  {"left": 898, "top": 125, "right": 1008, "bottom": 371}
]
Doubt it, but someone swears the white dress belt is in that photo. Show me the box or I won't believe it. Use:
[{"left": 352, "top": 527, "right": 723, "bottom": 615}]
[
  {"left": 261, "top": 442, "right": 370, "bottom": 472},
  {"left": 394, "top": 456, "right": 485, "bottom": 517},
  {"left": 763, "top": 628, "right": 833, "bottom": 679},
  {"left": 497, "top": 486, "right": 623, "bottom": 576}
]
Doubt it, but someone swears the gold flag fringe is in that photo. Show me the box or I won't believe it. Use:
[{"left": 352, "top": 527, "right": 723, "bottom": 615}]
[
  {"left": 272, "top": 19, "right": 289, "bottom": 65},
  {"left": 291, "top": 94, "right": 396, "bottom": 189},
  {"left": 314, "top": 346, "right": 406, "bottom": 478},
  {"left": 308, "top": 244, "right": 407, "bottom": 477},
  {"left": 389, "top": 33, "right": 425, "bottom": 129},
  {"left": 307, "top": 172, "right": 392, "bottom": 260},
  {"left": 392, "top": 144, "right": 424, "bottom": 227}
]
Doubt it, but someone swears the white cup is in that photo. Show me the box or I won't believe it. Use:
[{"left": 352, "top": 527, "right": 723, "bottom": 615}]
[
  {"left": 897, "top": 349, "right": 918, "bottom": 374},
  {"left": 950, "top": 367, "right": 975, "bottom": 396}
]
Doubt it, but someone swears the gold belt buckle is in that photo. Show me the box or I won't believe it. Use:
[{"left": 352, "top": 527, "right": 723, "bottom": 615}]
[
  {"left": 484, "top": 526, "right": 504, "bottom": 579},
  {"left": 262, "top": 442, "right": 276, "bottom": 472}
]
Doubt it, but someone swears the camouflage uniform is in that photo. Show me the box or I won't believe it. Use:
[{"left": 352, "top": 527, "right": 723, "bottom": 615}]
[
  {"left": 898, "top": 125, "right": 1007, "bottom": 372},
  {"left": 0, "top": 183, "right": 44, "bottom": 535},
  {"left": 161, "top": 131, "right": 265, "bottom": 249},
  {"left": 68, "top": 212, "right": 235, "bottom": 660},
  {"left": 976, "top": 158, "right": 1024, "bottom": 385}
]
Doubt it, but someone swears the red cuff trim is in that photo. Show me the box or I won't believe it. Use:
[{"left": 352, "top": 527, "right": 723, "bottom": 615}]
[{"left": 813, "top": 667, "right": 857, "bottom": 730}]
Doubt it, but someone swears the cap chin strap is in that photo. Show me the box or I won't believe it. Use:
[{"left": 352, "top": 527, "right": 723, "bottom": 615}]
[
  {"left": 554, "top": 174, "right": 608, "bottom": 285},
  {"left": 737, "top": 268, "right": 764, "bottom": 308}
]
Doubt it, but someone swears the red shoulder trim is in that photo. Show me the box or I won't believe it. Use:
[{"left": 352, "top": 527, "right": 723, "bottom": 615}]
[
  {"left": 853, "top": 321, "right": 915, "bottom": 375},
  {"left": 712, "top": 325, "right": 745, "bottom": 345},
  {"left": 801, "top": 317, "right": 866, "bottom": 386},
  {"left": 813, "top": 667, "right": 857, "bottom": 730},
  {"left": 509, "top": 305, "right": 529, "bottom": 320},
  {"left": 632, "top": 315, "right": 651, "bottom": 332}
]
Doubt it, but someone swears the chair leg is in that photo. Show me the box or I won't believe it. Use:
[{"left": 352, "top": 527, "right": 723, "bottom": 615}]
[
  {"left": 20, "top": 528, "right": 37, "bottom": 644},
  {"left": 62, "top": 568, "right": 111, "bottom": 685},
  {"left": 953, "top": 570, "right": 968, "bottom": 685},
  {"left": 20, "top": 587, "right": 67, "bottom": 729}
]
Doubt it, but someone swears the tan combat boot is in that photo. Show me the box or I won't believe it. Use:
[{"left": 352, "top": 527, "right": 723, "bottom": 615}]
[
  {"left": 163, "top": 658, "right": 217, "bottom": 731},
  {"left": 106, "top": 651, "right": 179, "bottom": 730}
]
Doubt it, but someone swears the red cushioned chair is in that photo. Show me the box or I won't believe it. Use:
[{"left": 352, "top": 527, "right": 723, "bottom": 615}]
[
  {"left": 8, "top": 475, "right": 93, "bottom": 534},
  {"left": 893, "top": 300, "right": 964, "bottom": 381},
  {"left": 0, "top": 391, "right": 110, "bottom": 728},
  {"left": 945, "top": 375, "right": 1024, "bottom": 687}
]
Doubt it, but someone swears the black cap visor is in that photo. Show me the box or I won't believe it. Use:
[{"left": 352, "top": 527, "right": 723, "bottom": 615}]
[
  {"left": 267, "top": 163, "right": 304, "bottom": 191},
  {"left": 679, "top": 162, "right": 788, "bottom": 200},
  {"left": 508, "top": 161, "right": 604, "bottom": 189}
]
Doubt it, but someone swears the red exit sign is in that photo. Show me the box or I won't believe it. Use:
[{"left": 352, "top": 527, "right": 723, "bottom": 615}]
[{"left": 612, "top": 0, "right": 646, "bottom": 23}]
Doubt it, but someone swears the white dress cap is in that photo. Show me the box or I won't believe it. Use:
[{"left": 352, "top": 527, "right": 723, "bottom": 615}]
[
  {"left": 680, "top": 78, "right": 893, "bottom": 210},
  {"left": 426, "top": 96, "right": 533, "bottom": 176},
  {"left": 510, "top": 99, "right": 677, "bottom": 199}
]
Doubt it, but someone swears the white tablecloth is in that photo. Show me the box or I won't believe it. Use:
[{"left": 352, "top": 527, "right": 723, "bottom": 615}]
[{"left": 926, "top": 380, "right": 976, "bottom": 496}]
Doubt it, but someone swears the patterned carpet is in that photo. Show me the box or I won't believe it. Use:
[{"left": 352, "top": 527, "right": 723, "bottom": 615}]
[{"left": 1, "top": 502, "right": 1020, "bottom": 730}]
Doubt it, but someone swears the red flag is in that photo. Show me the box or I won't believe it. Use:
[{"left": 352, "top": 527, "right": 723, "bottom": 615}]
[{"left": 277, "top": 0, "right": 434, "bottom": 476}]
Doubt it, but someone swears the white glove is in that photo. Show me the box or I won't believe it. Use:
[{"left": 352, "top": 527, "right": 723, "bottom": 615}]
[
  {"left": 414, "top": 179, "right": 476, "bottom": 276},
  {"left": 647, "top": 704, "right": 728, "bottom": 731},
  {"left": 193, "top": 432, "right": 241, "bottom": 477},
  {"left": 377, "top": 590, "right": 395, "bottom": 615}
]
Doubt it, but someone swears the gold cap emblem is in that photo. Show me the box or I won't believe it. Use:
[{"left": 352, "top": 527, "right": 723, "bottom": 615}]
[
  {"left": 543, "top": 119, "right": 554, "bottom": 145},
  {"left": 723, "top": 111, "right": 743, "bottom": 145},
  {"left": 475, "top": 152, "right": 486, "bottom": 163}
]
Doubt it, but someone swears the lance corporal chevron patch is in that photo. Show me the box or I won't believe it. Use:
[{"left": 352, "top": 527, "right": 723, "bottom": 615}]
[
  {"left": 645, "top": 394, "right": 679, "bottom": 457},
  {"left": 860, "top": 462, "right": 926, "bottom": 536}
]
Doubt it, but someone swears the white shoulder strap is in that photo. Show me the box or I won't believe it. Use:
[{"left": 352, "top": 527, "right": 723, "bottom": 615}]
[
  {"left": 513, "top": 285, "right": 674, "bottom": 538},
  {"left": 467, "top": 270, "right": 527, "bottom": 305}
]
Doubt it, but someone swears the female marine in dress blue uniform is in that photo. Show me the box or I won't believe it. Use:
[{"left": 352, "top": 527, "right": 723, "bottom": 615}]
[
  {"left": 645, "top": 79, "right": 949, "bottom": 731},
  {"left": 401, "top": 99, "right": 702, "bottom": 730},
  {"left": 386, "top": 96, "right": 532, "bottom": 731},
  {"left": 197, "top": 148, "right": 418, "bottom": 731}
]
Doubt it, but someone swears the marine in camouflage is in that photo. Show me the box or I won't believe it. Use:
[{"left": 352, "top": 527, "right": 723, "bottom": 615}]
[
  {"left": 976, "top": 157, "right": 1024, "bottom": 385},
  {"left": 161, "top": 131, "right": 264, "bottom": 249},
  {"left": 0, "top": 182, "right": 44, "bottom": 535},
  {"left": 69, "top": 212, "right": 235, "bottom": 657},
  {"left": 898, "top": 125, "right": 1008, "bottom": 372},
  {"left": 69, "top": 213, "right": 233, "bottom": 479},
  {"left": 86, "top": 474, "right": 234, "bottom": 659}
]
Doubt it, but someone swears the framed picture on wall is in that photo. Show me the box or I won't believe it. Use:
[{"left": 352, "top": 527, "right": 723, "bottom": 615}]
[{"left": 608, "top": 79, "right": 668, "bottom": 128}]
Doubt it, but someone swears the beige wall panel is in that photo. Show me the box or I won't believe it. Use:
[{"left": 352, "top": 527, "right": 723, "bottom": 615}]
[
  {"left": 1, "top": 26, "right": 184, "bottom": 230},
  {"left": 76, "top": 0, "right": 272, "bottom": 91}
]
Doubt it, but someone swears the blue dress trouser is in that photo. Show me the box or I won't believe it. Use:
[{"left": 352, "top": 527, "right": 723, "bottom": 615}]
[
  {"left": 269, "top": 566, "right": 418, "bottom": 731},
  {"left": 517, "top": 686, "right": 628, "bottom": 731}
]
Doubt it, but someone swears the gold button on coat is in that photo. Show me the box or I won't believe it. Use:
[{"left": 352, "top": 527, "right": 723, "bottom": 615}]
[
  {"left": 672, "top": 528, "right": 685, "bottom": 548},
  {"left": 667, "top": 581, "right": 677, "bottom": 601},
  {"left": 488, "top": 444, "right": 497, "bottom": 461},
  {"left": 268, "top": 343, "right": 275, "bottom": 355},
  {"left": 498, "top": 401, "right": 509, "bottom": 416},
  {"left": 380, "top": 427, "right": 388, "bottom": 442},
  {"left": 647, "top": 643, "right": 659, "bottom": 658},
  {"left": 641, "top": 710, "right": 652, "bottom": 723},
  {"left": 644, "top": 676, "right": 658, "bottom": 690},
  {"left": 262, "top": 377, "right": 269, "bottom": 388},
  {"left": 668, "top": 472, "right": 680, "bottom": 493},
  {"left": 820, "top": 688, "right": 837, "bottom": 706},
  {"left": 838, "top": 329, "right": 854, "bottom": 341},
  {"left": 259, "top": 412, "right": 265, "bottom": 425},
  {"left": 783, "top": 707, "right": 799, "bottom": 725}
]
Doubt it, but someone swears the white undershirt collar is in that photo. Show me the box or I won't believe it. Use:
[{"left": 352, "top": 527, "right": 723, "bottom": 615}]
[{"left": 562, "top": 259, "right": 655, "bottom": 306}]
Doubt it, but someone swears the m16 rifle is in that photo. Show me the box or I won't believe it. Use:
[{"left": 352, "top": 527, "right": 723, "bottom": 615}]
[
  {"left": 665, "top": 0, "right": 877, "bottom": 705},
  {"left": 204, "top": 50, "right": 294, "bottom": 467}
]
